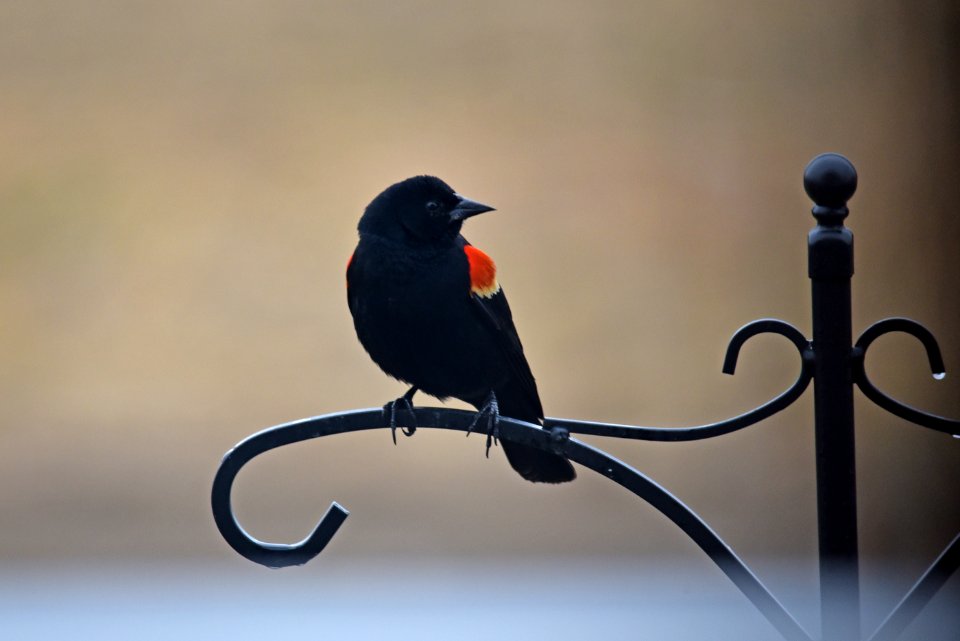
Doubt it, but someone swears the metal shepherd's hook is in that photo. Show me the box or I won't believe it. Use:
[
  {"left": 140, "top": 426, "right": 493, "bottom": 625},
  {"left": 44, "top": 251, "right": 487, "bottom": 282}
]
[{"left": 212, "top": 153, "right": 960, "bottom": 641}]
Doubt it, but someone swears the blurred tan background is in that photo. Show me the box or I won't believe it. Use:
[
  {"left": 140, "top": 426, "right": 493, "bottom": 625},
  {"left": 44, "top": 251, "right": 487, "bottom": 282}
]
[{"left": 1, "top": 0, "right": 958, "bottom": 623}]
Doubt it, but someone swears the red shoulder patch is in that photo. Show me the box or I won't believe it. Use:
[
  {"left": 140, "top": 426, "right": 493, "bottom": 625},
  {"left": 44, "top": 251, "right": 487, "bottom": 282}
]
[
  {"left": 464, "top": 245, "right": 500, "bottom": 298},
  {"left": 346, "top": 251, "right": 354, "bottom": 287}
]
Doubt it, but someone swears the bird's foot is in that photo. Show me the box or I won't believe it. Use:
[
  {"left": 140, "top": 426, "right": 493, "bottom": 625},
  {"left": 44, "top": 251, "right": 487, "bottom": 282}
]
[
  {"left": 466, "top": 392, "right": 500, "bottom": 458},
  {"left": 383, "top": 387, "right": 418, "bottom": 445}
]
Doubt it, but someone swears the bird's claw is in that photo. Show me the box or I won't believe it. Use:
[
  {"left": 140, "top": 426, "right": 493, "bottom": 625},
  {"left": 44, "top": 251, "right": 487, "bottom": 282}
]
[
  {"left": 466, "top": 392, "right": 500, "bottom": 458},
  {"left": 383, "top": 387, "right": 418, "bottom": 445}
]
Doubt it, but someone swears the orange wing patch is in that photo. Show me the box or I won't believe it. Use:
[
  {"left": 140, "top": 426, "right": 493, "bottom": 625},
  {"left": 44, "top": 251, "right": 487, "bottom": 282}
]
[{"left": 464, "top": 245, "right": 500, "bottom": 298}]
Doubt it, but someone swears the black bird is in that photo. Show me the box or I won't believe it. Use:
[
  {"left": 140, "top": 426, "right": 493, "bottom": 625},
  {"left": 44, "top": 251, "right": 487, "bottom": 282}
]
[{"left": 346, "top": 176, "right": 576, "bottom": 483}]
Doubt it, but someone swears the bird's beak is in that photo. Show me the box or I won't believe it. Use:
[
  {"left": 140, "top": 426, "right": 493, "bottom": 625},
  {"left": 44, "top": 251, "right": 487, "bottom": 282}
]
[{"left": 449, "top": 194, "right": 495, "bottom": 221}]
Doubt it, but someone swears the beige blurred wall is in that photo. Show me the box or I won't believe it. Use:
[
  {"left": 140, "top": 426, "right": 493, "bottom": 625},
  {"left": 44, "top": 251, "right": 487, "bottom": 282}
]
[{"left": 1, "top": 0, "right": 957, "bottom": 573}]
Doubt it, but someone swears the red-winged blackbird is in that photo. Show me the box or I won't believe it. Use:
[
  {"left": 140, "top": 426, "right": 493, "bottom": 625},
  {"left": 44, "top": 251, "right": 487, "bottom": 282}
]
[{"left": 346, "top": 176, "right": 576, "bottom": 483}]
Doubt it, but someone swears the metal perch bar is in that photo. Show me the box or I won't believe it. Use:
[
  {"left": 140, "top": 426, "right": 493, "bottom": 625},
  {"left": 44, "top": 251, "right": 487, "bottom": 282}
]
[{"left": 211, "top": 407, "right": 813, "bottom": 641}]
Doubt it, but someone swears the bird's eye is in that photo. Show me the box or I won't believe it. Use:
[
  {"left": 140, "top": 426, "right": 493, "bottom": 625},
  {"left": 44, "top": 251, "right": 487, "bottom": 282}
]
[{"left": 425, "top": 201, "right": 440, "bottom": 213}]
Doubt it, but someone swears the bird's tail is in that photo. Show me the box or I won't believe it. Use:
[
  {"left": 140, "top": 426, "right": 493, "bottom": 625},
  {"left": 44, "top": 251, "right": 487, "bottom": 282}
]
[
  {"left": 493, "top": 385, "right": 576, "bottom": 484},
  {"left": 501, "top": 439, "right": 576, "bottom": 483}
]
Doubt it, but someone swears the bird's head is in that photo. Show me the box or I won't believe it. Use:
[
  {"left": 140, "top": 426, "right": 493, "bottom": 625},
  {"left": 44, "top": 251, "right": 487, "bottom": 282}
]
[{"left": 358, "top": 176, "right": 495, "bottom": 244}]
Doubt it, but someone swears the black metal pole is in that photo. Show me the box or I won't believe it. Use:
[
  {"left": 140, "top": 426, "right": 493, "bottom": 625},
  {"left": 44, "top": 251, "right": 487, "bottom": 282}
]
[{"left": 804, "top": 153, "right": 860, "bottom": 641}]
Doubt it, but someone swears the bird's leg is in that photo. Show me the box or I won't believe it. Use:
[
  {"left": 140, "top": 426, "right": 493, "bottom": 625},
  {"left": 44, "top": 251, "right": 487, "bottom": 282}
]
[
  {"left": 383, "top": 386, "right": 418, "bottom": 445},
  {"left": 466, "top": 391, "right": 500, "bottom": 458}
]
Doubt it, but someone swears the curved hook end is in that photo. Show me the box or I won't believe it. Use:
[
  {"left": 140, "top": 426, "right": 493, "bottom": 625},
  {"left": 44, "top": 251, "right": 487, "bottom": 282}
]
[
  {"left": 927, "top": 351, "right": 947, "bottom": 379},
  {"left": 723, "top": 319, "right": 809, "bottom": 376},
  {"left": 854, "top": 318, "right": 959, "bottom": 436},
  {"left": 722, "top": 349, "right": 739, "bottom": 375},
  {"left": 212, "top": 468, "right": 350, "bottom": 568},
  {"left": 856, "top": 317, "right": 947, "bottom": 377},
  {"left": 257, "top": 501, "right": 350, "bottom": 569}
]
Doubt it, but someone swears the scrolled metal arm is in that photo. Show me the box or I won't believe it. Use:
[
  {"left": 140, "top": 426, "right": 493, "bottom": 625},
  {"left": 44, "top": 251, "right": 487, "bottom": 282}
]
[
  {"left": 546, "top": 319, "right": 814, "bottom": 440},
  {"left": 211, "top": 407, "right": 813, "bottom": 641},
  {"left": 212, "top": 319, "right": 815, "bottom": 569},
  {"left": 853, "top": 317, "right": 960, "bottom": 436}
]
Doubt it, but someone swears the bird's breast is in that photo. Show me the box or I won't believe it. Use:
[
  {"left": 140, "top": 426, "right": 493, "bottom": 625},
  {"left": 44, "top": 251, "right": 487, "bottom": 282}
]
[{"left": 347, "top": 239, "right": 505, "bottom": 398}]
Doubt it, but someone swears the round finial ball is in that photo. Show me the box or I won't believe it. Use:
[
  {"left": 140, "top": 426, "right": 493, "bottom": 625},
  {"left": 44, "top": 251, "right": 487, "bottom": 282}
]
[{"left": 803, "top": 153, "right": 857, "bottom": 208}]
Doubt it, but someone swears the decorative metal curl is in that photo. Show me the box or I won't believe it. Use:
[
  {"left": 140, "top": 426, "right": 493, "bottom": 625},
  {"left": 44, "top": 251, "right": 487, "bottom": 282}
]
[
  {"left": 853, "top": 317, "right": 960, "bottom": 436},
  {"left": 212, "top": 407, "right": 813, "bottom": 641},
  {"left": 546, "top": 318, "right": 813, "bottom": 440}
]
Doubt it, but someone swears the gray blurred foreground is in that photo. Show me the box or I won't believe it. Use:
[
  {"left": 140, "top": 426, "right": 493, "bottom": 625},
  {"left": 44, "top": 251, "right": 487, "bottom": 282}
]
[{"left": 2, "top": 557, "right": 957, "bottom": 640}]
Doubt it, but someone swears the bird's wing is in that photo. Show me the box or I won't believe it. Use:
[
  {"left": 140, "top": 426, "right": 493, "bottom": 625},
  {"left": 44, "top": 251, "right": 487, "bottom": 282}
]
[
  {"left": 470, "top": 286, "right": 545, "bottom": 421},
  {"left": 459, "top": 237, "right": 543, "bottom": 419}
]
